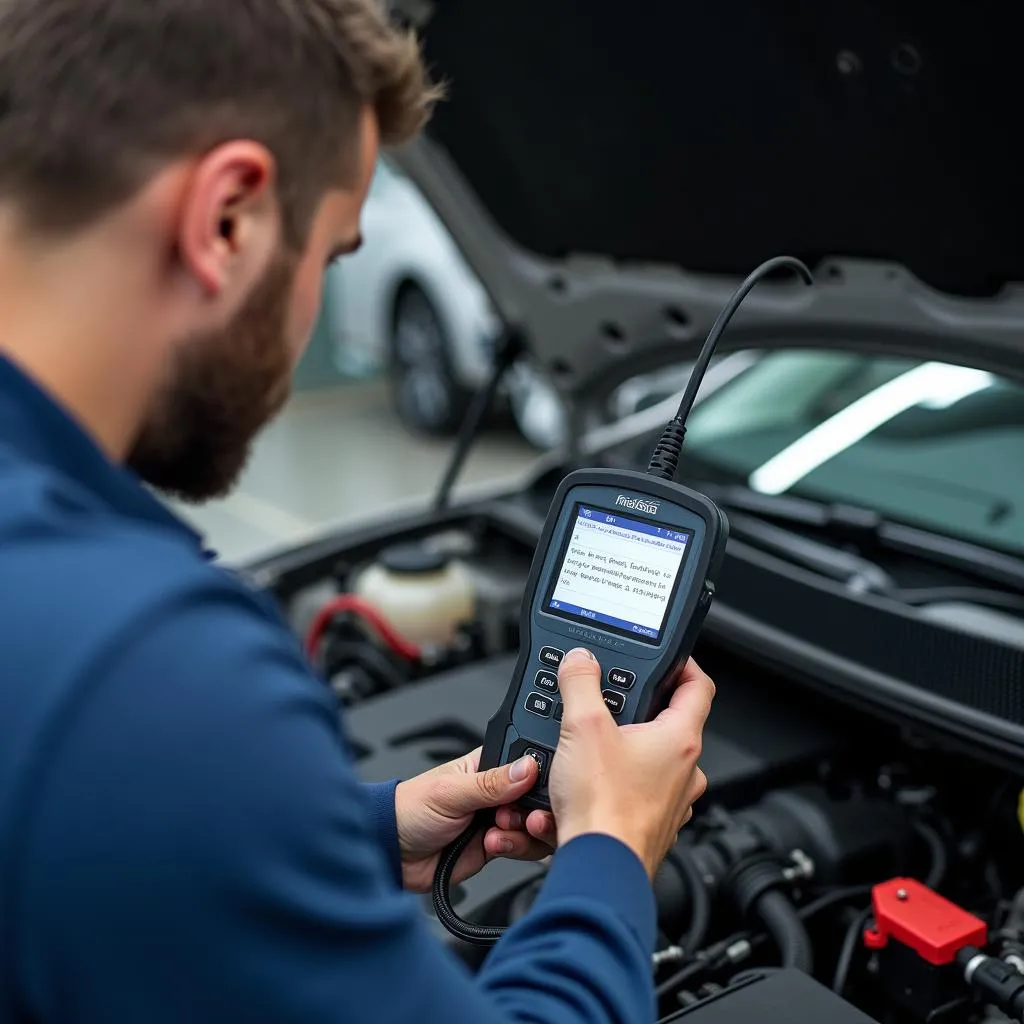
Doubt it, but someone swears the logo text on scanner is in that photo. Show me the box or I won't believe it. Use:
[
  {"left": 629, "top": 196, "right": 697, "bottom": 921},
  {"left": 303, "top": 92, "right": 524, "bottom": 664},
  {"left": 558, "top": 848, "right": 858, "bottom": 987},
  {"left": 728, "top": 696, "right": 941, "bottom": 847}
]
[{"left": 615, "top": 494, "right": 660, "bottom": 516}]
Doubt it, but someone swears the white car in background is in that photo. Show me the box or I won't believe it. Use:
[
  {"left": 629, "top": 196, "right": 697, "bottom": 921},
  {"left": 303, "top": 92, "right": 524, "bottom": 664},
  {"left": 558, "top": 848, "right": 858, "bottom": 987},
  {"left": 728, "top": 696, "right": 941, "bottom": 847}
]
[{"left": 324, "top": 158, "right": 567, "bottom": 448}]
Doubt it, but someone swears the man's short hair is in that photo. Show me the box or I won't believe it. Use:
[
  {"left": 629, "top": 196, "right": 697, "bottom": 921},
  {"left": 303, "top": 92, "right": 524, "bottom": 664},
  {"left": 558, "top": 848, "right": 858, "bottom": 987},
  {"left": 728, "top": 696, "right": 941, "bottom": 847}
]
[{"left": 0, "top": 0, "right": 439, "bottom": 244}]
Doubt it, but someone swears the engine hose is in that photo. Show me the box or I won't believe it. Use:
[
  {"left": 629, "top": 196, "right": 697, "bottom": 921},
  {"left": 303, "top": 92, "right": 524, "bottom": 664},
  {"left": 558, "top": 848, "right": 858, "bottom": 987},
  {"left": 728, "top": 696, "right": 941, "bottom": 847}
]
[
  {"left": 431, "top": 813, "right": 507, "bottom": 946},
  {"left": 728, "top": 859, "right": 813, "bottom": 974},
  {"left": 753, "top": 890, "right": 814, "bottom": 974},
  {"left": 666, "top": 847, "right": 711, "bottom": 953}
]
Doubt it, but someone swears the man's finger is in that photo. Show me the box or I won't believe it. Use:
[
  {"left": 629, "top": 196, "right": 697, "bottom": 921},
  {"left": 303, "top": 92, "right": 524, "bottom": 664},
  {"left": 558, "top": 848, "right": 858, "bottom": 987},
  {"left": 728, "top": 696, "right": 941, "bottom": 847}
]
[
  {"left": 557, "top": 648, "right": 608, "bottom": 728},
  {"left": 525, "top": 809, "right": 557, "bottom": 846},
  {"left": 661, "top": 658, "right": 715, "bottom": 725},
  {"left": 494, "top": 805, "right": 548, "bottom": 832},
  {"left": 494, "top": 806, "right": 524, "bottom": 831},
  {"left": 483, "top": 828, "right": 554, "bottom": 862},
  {"left": 691, "top": 766, "right": 708, "bottom": 802}
]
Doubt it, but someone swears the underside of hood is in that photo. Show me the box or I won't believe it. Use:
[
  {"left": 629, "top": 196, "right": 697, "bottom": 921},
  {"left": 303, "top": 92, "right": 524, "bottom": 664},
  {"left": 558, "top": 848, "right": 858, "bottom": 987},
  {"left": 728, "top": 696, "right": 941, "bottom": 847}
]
[{"left": 390, "top": 1, "right": 1024, "bottom": 402}]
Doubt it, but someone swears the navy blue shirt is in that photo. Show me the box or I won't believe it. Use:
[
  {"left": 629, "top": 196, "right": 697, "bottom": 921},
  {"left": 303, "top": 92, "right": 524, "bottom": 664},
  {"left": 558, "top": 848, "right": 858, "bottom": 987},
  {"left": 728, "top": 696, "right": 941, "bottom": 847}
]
[{"left": 0, "top": 355, "right": 657, "bottom": 1024}]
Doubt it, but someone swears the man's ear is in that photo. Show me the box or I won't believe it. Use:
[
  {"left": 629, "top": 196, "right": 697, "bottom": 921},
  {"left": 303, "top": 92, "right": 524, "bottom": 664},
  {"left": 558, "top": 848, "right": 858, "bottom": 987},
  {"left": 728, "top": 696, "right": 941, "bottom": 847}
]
[{"left": 176, "top": 140, "right": 279, "bottom": 300}]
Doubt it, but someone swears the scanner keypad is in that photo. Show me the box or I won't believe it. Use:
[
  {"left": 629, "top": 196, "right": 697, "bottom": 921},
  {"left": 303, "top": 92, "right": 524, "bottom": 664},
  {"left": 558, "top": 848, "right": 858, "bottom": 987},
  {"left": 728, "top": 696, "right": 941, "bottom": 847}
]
[
  {"left": 539, "top": 646, "right": 564, "bottom": 668},
  {"left": 607, "top": 668, "right": 636, "bottom": 690},
  {"left": 524, "top": 691, "right": 554, "bottom": 718},
  {"left": 601, "top": 689, "right": 626, "bottom": 715},
  {"left": 534, "top": 670, "right": 559, "bottom": 693},
  {"left": 529, "top": 648, "right": 639, "bottom": 728},
  {"left": 510, "top": 641, "right": 656, "bottom": 799}
]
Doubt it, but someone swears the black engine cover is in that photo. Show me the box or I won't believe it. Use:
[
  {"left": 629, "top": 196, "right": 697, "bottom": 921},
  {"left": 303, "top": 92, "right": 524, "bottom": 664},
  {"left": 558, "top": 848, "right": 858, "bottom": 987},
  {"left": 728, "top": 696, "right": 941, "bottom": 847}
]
[{"left": 663, "top": 970, "right": 879, "bottom": 1023}]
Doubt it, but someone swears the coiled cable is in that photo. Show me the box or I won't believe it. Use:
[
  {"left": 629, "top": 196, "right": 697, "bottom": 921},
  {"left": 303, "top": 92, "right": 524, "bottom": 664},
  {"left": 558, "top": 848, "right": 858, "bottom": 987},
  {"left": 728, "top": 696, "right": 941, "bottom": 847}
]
[{"left": 431, "top": 813, "right": 507, "bottom": 946}]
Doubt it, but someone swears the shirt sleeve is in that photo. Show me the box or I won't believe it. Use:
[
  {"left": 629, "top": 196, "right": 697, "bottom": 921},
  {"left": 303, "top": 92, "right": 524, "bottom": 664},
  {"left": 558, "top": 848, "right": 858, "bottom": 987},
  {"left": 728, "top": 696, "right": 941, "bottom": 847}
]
[
  {"left": 14, "top": 582, "right": 656, "bottom": 1024},
  {"left": 360, "top": 779, "right": 403, "bottom": 886}
]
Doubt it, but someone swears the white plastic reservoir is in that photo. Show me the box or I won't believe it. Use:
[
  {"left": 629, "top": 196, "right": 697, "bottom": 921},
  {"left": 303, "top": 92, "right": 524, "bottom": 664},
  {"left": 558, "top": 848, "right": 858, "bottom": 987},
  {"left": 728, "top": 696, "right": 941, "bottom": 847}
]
[{"left": 354, "top": 544, "right": 477, "bottom": 647}]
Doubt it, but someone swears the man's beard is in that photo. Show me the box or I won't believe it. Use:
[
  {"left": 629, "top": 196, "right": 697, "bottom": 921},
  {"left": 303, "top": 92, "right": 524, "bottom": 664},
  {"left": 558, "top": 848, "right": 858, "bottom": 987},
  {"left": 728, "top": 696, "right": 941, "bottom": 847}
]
[{"left": 127, "top": 249, "right": 298, "bottom": 503}]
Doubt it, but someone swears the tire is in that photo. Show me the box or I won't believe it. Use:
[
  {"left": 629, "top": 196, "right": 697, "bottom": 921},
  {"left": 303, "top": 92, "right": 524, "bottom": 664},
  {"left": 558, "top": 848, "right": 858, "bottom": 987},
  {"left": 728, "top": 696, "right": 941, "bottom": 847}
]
[
  {"left": 507, "top": 360, "right": 569, "bottom": 450},
  {"left": 387, "top": 284, "right": 473, "bottom": 437}
]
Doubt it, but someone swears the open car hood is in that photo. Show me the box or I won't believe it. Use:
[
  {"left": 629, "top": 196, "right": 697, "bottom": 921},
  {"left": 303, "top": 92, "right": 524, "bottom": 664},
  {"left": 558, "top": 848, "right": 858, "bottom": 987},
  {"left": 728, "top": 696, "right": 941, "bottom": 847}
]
[{"left": 389, "top": 1, "right": 1024, "bottom": 405}]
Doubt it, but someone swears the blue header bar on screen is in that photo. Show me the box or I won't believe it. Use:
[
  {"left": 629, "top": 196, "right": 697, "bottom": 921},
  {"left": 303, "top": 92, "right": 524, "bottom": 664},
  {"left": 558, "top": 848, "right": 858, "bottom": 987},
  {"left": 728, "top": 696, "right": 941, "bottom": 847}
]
[{"left": 577, "top": 506, "right": 690, "bottom": 546}]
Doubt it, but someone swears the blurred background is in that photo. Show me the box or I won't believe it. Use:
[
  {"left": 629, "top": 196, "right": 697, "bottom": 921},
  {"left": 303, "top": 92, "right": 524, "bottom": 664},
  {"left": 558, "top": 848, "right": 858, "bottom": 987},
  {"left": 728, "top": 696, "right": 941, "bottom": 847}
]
[
  {"left": 173, "top": 157, "right": 687, "bottom": 563},
  {"left": 174, "top": 157, "right": 537, "bottom": 563}
]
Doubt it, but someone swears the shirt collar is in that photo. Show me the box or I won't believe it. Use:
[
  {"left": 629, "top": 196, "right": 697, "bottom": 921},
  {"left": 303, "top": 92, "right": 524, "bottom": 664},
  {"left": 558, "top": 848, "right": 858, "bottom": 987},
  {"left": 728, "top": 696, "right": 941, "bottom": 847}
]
[{"left": 0, "top": 354, "right": 207, "bottom": 551}]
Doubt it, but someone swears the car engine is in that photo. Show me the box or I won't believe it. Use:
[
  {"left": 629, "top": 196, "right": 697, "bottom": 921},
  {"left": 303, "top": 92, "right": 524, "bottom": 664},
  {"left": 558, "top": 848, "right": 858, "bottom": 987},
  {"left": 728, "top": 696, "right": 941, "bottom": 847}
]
[{"left": 250, "top": 478, "right": 1024, "bottom": 1024}]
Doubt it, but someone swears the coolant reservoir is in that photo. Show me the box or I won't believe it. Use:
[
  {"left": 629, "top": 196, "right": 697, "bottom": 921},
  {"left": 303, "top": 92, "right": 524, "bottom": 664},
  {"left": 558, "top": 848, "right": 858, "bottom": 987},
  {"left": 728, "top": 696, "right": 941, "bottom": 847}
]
[{"left": 353, "top": 544, "right": 476, "bottom": 647}]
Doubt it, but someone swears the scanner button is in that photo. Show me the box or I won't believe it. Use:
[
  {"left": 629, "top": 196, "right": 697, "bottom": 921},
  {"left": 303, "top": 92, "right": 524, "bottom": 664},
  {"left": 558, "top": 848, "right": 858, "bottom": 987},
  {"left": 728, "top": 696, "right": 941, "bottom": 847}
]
[
  {"left": 534, "top": 669, "right": 559, "bottom": 693},
  {"left": 607, "top": 668, "right": 636, "bottom": 690},
  {"left": 525, "top": 692, "right": 554, "bottom": 718},
  {"left": 602, "top": 689, "right": 626, "bottom": 716},
  {"left": 523, "top": 747, "right": 549, "bottom": 782},
  {"left": 555, "top": 702, "right": 564, "bottom": 722},
  {"left": 539, "top": 646, "right": 564, "bottom": 667}
]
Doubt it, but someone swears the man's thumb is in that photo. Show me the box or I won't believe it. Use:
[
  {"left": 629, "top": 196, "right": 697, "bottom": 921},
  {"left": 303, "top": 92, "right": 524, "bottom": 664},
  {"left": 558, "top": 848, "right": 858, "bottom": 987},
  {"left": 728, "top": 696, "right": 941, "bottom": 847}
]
[
  {"left": 558, "top": 647, "right": 607, "bottom": 723},
  {"left": 445, "top": 757, "right": 539, "bottom": 815}
]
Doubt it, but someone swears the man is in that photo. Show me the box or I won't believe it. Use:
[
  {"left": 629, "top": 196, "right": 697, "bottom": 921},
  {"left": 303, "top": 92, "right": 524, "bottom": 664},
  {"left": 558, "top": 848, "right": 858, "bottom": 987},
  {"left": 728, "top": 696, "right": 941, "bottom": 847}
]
[{"left": 0, "top": 2, "right": 714, "bottom": 1022}]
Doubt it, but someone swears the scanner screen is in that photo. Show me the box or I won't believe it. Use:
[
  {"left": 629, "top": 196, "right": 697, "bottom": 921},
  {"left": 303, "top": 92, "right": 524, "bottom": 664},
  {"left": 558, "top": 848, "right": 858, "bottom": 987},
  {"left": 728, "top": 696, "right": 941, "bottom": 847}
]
[{"left": 544, "top": 504, "right": 693, "bottom": 644}]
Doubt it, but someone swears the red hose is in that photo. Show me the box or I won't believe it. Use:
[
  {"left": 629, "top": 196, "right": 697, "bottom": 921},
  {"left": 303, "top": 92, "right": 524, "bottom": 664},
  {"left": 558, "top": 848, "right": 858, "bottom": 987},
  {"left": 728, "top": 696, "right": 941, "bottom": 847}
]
[{"left": 305, "top": 594, "right": 422, "bottom": 663}]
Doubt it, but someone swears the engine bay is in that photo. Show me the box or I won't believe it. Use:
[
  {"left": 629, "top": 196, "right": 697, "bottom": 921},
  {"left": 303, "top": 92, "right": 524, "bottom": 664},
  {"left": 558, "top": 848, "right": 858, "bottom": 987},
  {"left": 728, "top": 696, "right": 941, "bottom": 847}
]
[
  {"left": 252, "top": 480, "right": 1024, "bottom": 1024},
  {"left": 238, "top": 4, "right": 1024, "bottom": 1015}
]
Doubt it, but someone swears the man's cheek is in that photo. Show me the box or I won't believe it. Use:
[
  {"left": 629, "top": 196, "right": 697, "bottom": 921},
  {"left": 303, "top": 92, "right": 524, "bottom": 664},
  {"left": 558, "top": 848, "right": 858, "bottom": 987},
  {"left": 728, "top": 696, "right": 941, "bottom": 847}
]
[{"left": 287, "top": 269, "right": 326, "bottom": 366}]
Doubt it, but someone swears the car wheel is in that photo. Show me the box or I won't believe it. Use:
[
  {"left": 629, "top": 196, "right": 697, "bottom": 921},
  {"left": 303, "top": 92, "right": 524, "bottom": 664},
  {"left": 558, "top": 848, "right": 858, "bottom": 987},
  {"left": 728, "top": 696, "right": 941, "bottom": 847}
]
[
  {"left": 507, "top": 360, "right": 569, "bottom": 450},
  {"left": 388, "top": 284, "right": 472, "bottom": 437}
]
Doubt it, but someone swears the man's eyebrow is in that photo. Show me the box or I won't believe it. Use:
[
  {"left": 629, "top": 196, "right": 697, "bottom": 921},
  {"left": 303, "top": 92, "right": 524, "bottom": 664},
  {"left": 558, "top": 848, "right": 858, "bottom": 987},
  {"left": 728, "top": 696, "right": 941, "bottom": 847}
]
[{"left": 328, "top": 235, "right": 364, "bottom": 263}]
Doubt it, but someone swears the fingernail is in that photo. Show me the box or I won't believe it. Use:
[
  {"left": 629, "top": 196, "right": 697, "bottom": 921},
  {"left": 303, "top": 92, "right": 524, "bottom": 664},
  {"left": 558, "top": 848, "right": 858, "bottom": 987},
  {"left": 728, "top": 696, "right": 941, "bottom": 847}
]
[
  {"left": 564, "top": 648, "right": 595, "bottom": 664},
  {"left": 497, "top": 837, "right": 514, "bottom": 854},
  {"left": 507, "top": 811, "right": 523, "bottom": 829},
  {"left": 509, "top": 756, "right": 533, "bottom": 782}
]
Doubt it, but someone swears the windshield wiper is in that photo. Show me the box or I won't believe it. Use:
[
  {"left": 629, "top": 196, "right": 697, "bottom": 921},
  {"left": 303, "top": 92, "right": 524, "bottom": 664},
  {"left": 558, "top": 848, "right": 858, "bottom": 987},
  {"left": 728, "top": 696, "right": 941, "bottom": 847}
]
[{"left": 699, "top": 481, "right": 1024, "bottom": 596}]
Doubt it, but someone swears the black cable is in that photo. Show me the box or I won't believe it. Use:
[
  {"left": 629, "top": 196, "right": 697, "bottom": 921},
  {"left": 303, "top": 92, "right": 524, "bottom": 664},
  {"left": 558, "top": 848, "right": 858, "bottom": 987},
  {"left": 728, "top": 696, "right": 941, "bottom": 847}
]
[
  {"left": 656, "top": 951, "right": 730, "bottom": 999},
  {"left": 433, "top": 326, "right": 526, "bottom": 511},
  {"left": 646, "top": 256, "right": 813, "bottom": 481},
  {"left": 913, "top": 820, "right": 949, "bottom": 890},
  {"left": 321, "top": 621, "right": 410, "bottom": 692},
  {"left": 832, "top": 906, "right": 874, "bottom": 996},
  {"left": 430, "top": 811, "right": 505, "bottom": 946},
  {"left": 799, "top": 885, "right": 874, "bottom": 919},
  {"left": 433, "top": 256, "right": 814, "bottom": 945},
  {"left": 654, "top": 885, "right": 873, "bottom": 1000}
]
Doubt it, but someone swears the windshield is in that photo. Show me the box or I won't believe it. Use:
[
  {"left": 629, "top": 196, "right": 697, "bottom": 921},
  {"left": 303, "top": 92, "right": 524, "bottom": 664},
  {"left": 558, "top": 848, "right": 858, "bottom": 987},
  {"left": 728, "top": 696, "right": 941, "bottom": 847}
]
[{"left": 680, "top": 350, "right": 1024, "bottom": 558}]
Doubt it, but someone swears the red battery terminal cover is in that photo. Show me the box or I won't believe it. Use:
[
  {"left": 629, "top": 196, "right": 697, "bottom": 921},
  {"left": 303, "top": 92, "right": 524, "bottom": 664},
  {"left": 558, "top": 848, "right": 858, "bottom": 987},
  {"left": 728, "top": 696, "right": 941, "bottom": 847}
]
[{"left": 863, "top": 878, "right": 988, "bottom": 966}]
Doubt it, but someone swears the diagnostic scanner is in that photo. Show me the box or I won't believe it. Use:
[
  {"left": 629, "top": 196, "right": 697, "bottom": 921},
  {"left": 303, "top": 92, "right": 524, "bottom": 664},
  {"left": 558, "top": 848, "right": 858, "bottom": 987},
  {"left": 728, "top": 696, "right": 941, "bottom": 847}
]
[
  {"left": 478, "top": 468, "right": 728, "bottom": 810},
  {"left": 431, "top": 256, "right": 814, "bottom": 945}
]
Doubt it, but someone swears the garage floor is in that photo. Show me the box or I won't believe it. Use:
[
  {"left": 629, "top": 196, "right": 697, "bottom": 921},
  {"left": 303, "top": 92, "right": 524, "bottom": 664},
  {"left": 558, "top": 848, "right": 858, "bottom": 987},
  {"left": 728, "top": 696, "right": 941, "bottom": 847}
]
[{"left": 171, "top": 381, "right": 538, "bottom": 565}]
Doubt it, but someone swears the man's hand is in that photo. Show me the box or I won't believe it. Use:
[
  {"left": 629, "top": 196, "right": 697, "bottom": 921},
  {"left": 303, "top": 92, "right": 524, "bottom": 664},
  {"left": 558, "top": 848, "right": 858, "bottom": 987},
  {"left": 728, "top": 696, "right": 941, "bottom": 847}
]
[
  {"left": 394, "top": 748, "right": 556, "bottom": 893},
  {"left": 547, "top": 649, "right": 714, "bottom": 880}
]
